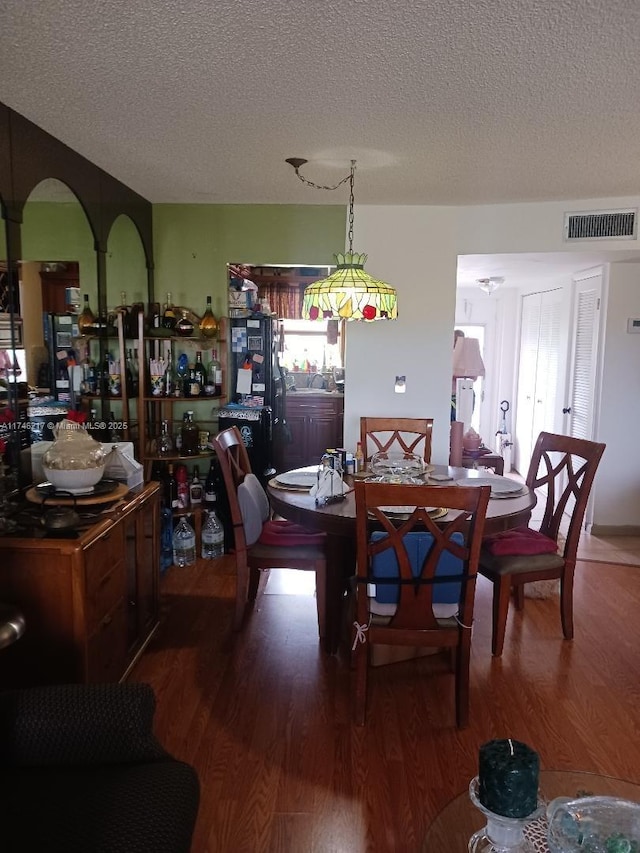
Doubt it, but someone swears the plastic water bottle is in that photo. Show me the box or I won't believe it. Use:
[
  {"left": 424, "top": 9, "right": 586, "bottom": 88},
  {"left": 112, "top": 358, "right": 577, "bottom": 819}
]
[
  {"left": 201, "top": 509, "right": 224, "bottom": 559},
  {"left": 172, "top": 516, "right": 196, "bottom": 567}
]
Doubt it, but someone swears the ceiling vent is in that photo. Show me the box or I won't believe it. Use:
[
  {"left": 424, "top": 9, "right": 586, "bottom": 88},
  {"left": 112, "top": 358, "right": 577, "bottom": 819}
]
[{"left": 564, "top": 209, "right": 637, "bottom": 241}]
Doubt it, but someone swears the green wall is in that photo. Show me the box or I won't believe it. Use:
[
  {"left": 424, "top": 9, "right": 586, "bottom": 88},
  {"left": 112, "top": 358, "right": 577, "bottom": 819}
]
[
  {"left": 21, "top": 201, "right": 98, "bottom": 300},
  {"left": 152, "top": 204, "right": 346, "bottom": 318}
]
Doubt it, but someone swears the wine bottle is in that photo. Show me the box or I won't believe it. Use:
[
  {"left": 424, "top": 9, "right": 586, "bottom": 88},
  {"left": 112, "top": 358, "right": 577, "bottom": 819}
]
[
  {"left": 203, "top": 459, "right": 218, "bottom": 510},
  {"left": 162, "top": 292, "right": 177, "bottom": 330},
  {"left": 192, "top": 351, "right": 206, "bottom": 396},
  {"left": 166, "top": 464, "right": 179, "bottom": 510},
  {"left": 207, "top": 349, "right": 223, "bottom": 397},
  {"left": 189, "top": 465, "right": 203, "bottom": 506},
  {"left": 163, "top": 352, "right": 175, "bottom": 397},
  {"left": 199, "top": 296, "right": 218, "bottom": 338},
  {"left": 78, "top": 294, "right": 95, "bottom": 334}
]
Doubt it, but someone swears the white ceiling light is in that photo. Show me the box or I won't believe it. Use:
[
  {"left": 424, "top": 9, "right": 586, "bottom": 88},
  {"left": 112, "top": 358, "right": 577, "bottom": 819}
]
[{"left": 477, "top": 276, "right": 504, "bottom": 295}]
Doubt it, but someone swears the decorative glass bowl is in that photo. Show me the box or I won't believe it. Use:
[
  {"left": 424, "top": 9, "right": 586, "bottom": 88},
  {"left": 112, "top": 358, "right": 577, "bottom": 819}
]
[
  {"left": 546, "top": 795, "right": 640, "bottom": 853},
  {"left": 42, "top": 421, "right": 106, "bottom": 493},
  {"left": 369, "top": 451, "right": 424, "bottom": 483}
]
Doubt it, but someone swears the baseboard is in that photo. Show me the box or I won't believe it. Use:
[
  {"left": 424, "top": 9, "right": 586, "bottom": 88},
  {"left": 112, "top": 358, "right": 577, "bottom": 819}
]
[{"left": 589, "top": 524, "right": 640, "bottom": 537}]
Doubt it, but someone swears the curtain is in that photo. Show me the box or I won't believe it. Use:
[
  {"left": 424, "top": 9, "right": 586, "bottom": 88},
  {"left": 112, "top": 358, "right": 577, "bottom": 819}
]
[{"left": 257, "top": 282, "right": 304, "bottom": 319}]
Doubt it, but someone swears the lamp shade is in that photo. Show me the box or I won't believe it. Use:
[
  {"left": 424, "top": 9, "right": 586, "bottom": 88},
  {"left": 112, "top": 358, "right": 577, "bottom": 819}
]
[
  {"left": 452, "top": 337, "right": 486, "bottom": 378},
  {"left": 302, "top": 252, "right": 398, "bottom": 322}
]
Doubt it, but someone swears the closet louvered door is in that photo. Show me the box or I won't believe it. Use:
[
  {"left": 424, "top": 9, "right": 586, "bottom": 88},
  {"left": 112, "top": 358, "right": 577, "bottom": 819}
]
[{"left": 567, "top": 271, "right": 602, "bottom": 442}]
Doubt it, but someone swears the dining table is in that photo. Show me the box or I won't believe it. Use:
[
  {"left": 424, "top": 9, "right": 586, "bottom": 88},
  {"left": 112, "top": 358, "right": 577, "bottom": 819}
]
[{"left": 267, "top": 465, "right": 537, "bottom": 654}]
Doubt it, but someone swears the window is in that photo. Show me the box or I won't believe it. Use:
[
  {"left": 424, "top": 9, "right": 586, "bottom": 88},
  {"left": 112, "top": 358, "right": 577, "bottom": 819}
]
[{"left": 280, "top": 319, "right": 342, "bottom": 371}]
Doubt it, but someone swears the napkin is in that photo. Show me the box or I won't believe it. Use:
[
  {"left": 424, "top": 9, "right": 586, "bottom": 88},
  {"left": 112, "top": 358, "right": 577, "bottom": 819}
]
[{"left": 309, "top": 467, "right": 345, "bottom": 500}]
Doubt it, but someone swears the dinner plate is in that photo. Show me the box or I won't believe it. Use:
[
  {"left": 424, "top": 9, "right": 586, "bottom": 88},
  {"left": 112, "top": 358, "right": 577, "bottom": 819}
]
[
  {"left": 368, "top": 506, "right": 448, "bottom": 521},
  {"left": 455, "top": 476, "right": 525, "bottom": 496},
  {"left": 275, "top": 469, "right": 318, "bottom": 489}
]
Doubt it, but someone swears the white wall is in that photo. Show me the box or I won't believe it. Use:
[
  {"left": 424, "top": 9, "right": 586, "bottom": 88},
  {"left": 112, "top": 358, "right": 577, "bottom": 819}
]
[
  {"left": 347, "top": 195, "right": 640, "bottom": 529},
  {"left": 344, "top": 205, "right": 458, "bottom": 464},
  {"left": 592, "top": 262, "right": 640, "bottom": 528}
]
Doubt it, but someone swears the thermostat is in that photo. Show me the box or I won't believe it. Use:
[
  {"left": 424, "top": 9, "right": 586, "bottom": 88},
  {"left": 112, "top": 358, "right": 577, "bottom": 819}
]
[{"left": 627, "top": 318, "right": 640, "bottom": 333}]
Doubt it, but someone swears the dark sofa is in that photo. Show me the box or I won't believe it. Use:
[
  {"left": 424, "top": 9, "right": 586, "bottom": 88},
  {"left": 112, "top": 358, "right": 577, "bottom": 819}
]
[{"left": 0, "top": 682, "right": 199, "bottom": 853}]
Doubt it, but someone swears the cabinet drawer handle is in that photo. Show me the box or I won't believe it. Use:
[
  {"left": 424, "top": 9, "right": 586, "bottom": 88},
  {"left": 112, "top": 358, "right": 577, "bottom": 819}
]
[{"left": 102, "top": 614, "right": 113, "bottom": 627}]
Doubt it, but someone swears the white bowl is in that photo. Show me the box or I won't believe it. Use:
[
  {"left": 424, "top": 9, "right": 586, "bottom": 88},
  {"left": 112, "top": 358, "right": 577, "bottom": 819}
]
[{"left": 42, "top": 464, "right": 105, "bottom": 494}]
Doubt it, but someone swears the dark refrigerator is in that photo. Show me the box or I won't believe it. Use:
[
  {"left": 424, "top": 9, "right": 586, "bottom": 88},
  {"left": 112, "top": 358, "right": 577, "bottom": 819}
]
[{"left": 218, "top": 315, "right": 286, "bottom": 484}]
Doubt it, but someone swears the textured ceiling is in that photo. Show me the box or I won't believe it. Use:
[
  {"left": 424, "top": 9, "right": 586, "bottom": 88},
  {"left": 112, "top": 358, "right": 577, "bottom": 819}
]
[{"left": 2, "top": 0, "right": 640, "bottom": 208}]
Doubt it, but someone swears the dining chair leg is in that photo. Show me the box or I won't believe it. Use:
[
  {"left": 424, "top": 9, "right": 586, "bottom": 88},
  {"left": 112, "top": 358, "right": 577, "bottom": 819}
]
[
  {"left": 560, "top": 567, "right": 575, "bottom": 640},
  {"left": 491, "top": 575, "right": 512, "bottom": 657},
  {"left": 248, "top": 566, "right": 262, "bottom": 602},
  {"left": 513, "top": 585, "right": 525, "bottom": 610}
]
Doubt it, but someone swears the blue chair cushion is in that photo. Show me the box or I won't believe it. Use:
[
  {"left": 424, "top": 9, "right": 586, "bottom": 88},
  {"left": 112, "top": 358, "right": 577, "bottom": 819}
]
[{"left": 370, "top": 531, "right": 464, "bottom": 605}]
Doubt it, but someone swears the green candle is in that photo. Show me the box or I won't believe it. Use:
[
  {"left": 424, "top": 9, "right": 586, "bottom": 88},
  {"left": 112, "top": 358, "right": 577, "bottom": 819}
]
[{"left": 478, "top": 738, "right": 540, "bottom": 819}]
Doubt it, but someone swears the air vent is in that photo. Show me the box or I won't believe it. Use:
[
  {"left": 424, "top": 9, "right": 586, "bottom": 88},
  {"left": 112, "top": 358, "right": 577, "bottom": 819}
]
[{"left": 564, "top": 209, "right": 637, "bottom": 241}]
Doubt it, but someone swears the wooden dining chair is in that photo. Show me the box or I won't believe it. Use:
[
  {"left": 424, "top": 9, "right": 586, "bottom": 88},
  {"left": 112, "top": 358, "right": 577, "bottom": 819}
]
[
  {"left": 360, "top": 417, "right": 434, "bottom": 465},
  {"left": 352, "top": 479, "right": 490, "bottom": 727},
  {"left": 479, "top": 431, "right": 606, "bottom": 656},
  {"left": 212, "top": 427, "right": 327, "bottom": 639}
]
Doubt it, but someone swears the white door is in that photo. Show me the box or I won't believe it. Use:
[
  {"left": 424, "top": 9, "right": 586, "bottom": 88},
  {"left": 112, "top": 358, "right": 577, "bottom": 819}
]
[
  {"left": 565, "top": 270, "right": 603, "bottom": 441},
  {"left": 515, "top": 289, "right": 563, "bottom": 472}
]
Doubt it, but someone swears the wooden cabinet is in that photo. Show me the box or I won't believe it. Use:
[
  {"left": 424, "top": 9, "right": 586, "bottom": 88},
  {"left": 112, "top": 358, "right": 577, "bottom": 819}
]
[
  {"left": 280, "top": 394, "right": 344, "bottom": 470},
  {"left": 0, "top": 483, "right": 160, "bottom": 688}
]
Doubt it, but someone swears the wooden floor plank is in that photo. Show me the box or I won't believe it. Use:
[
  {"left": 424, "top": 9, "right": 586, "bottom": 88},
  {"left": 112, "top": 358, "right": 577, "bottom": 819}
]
[{"left": 130, "top": 558, "right": 640, "bottom": 853}]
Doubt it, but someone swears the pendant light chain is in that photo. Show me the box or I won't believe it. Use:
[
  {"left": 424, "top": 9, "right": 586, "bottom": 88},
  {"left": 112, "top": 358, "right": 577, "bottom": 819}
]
[{"left": 347, "top": 160, "right": 355, "bottom": 254}]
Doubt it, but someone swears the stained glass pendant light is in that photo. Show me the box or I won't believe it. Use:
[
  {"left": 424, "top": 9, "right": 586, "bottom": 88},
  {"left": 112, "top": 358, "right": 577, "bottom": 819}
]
[{"left": 286, "top": 158, "right": 398, "bottom": 322}]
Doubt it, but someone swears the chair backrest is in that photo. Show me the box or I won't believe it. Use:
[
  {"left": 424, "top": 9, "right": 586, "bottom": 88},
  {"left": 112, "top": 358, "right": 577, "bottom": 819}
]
[
  {"left": 354, "top": 480, "right": 490, "bottom": 631},
  {"left": 526, "top": 432, "right": 605, "bottom": 563},
  {"left": 360, "top": 417, "right": 434, "bottom": 464},
  {"left": 213, "top": 426, "right": 271, "bottom": 550}
]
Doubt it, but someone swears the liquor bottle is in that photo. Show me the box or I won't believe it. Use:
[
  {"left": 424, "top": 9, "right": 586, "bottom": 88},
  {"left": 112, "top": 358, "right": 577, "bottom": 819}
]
[
  {"left": 165, "top": 463, "right": 180, "bottom": 510},
  {"left": 203, "top": 459, "right": 219, "bottom": 510},
  {"left": 163, "top": 351, "right": 175, "bottom": 397},
  {"left": 354, "top": 441, "right": 365, "bottom": 473},
  {"left": 174, "top": 463, "right": 189, "bottom": 508},
  {"left": 147, "top": 302, "right": 161, "bottom": 331},
  {"left": 207, "top": 349, "right": 223, "bottom": 397},
  {"left": 201, "top": 509, "right": 224, "bottom": 559},
  {"left": 192, "top": 351, "right": 206, "bottom": 396},
  {"left": 180, "top": 411, "right": 199, "bottom": 456},
  {"left": 189, "top": 465, "right": 203, "bottom": 506},
  {"left": 176, "top": 310, "right": 194, "bottom": 337},
  {"left": 78, "top": 294, "right": 95, "bottom": 334},
  {"left": 157, "top": 419, "right": 174, "bottom": 456},
  {"left": 199, "top": 296, "right": 218, "bottom": 338},
  {"left": 172, "top": 516, "right": 196, "bottom": 567},
  {"left": 115, "top": 291, "right": 132, "bottom": 337},
  {"left": 162, "top": 292, "right": 177, "bottom": 330},
  {"left": 125, "top": 348, "right": 137, "bottom": 396}
]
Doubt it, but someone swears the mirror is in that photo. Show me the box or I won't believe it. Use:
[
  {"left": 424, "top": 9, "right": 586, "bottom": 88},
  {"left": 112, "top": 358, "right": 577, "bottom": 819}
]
[{"left": 17, "top": 179, "right": 96, "bottom": 389}]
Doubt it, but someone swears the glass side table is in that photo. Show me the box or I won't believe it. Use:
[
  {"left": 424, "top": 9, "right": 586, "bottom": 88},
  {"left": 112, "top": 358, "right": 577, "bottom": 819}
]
[{"left": 422, "top": 770, "right": 640, "bottom": 852}]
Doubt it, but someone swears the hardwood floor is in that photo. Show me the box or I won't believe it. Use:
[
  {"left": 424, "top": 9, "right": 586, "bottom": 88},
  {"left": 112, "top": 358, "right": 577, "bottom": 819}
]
[{"left": 130, "top": 555, "right": 640, "bottom": 853}]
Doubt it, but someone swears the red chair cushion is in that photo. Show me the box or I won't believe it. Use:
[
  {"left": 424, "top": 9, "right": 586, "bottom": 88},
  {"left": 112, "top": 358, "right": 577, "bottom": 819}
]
[
  {"left": 483, "top": 525, "right": 558, "bottom": 557},
  {"left": 257, "top": 519, "right": 326, "bottom": 547}
]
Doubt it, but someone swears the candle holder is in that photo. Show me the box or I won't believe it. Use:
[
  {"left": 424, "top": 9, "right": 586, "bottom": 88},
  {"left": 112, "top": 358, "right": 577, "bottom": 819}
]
[{"left": 468, "top": 777, "right": 545, "bottom": 852}]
